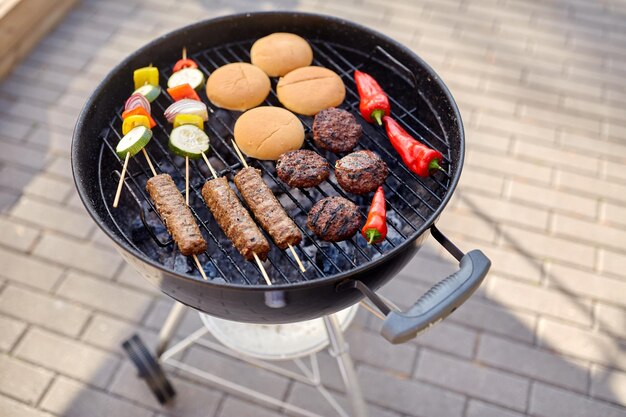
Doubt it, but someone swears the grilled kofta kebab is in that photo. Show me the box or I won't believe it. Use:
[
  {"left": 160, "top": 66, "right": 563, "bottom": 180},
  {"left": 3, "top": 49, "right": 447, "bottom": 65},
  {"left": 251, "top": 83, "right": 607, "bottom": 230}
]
[
  {"left": 201, "top": 176, "right": 271, "bottom": 262},
  {"left": 234, "top": 167, "right": 302, "bottom": 250},
  {"left": 146, "top": 173, "right": 207, "bottom": 256}
]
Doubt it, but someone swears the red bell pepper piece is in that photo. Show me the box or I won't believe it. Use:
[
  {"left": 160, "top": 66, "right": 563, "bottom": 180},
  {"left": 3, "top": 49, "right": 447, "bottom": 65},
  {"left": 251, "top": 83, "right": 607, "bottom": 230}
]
[
  {"left": 361, "top": 186, "right": 387, "bottom": 244},
  {"left": 354, "top": 70, "right": 390, "bottom": 126},
  {"left": 121, "top": 107, "right": 156, "bottom": 128},
  {"left": 173, "top": 58, "right": 198, "bottom": 72},
  {"left": 383, "top": 116, "right": 444, "bottom": 177},
  {"left": 167, "top": 84, "right": 201, "bottom": 102}
]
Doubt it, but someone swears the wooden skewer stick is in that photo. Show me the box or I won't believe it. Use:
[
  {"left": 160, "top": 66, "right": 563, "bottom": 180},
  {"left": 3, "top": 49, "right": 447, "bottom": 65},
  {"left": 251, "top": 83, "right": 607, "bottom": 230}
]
[
  {"left": 182, "top": 47, "right": 187, "bottom": 60},
  {"left": 231, "top": 139, "right": 249, "bottom": 169},
  {"left": 192, "top": 254, "right": 208, "bottom": 280},
  {"left": 253, "top": 252, "right": 272, "bottom": 286},
  {"left": 201, "top": 153, "right": 218, "bottom": 179},
  {"left": 142, "top": 148, "right": 157, "bottom": 177},
  {"left": 288, "top": 244, "right": 306, "bottom": 273},
  {"left": 113, "top": 152, "right": 131, "bottom": 208},
  {"left": 185, "top": 156, "right": 190, "bottom": 206},
  {"left": 231, "top": 139, "right": 306, "bottom": 273}
]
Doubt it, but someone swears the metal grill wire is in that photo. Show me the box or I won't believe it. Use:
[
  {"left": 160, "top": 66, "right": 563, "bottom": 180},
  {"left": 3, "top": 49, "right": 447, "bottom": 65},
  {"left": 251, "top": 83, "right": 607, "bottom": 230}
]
[{"left": 100, "top": 39, "right": 453, "bottom": 286}]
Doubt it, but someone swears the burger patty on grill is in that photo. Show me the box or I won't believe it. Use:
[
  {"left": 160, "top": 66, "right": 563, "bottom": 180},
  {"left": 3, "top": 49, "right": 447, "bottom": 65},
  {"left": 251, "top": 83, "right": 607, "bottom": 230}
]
[
  {"left": 234, "top": 167, "right": 302, "bottom": 250},
  {"left": 307, "top": 196, "right": 360, "bottom": 242},
  {"left": 201, "top": 176, "right": 270, "bottom": 261},
  {"left": 335, "top": 150, "right": 388, "bottom": 195},
  {"left": 146, "top": 174, "right": 207, "bottom": 256},
  {"left": 276, "top": 150, "right": 330, "bottom": 188},
  {"left": 312, "top": 107, "right": 362, "bottom": 153}
]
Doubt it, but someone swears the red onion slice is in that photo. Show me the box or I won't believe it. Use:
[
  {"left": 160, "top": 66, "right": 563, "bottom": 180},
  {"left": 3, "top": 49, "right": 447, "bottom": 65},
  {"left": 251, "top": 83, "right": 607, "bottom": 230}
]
[
  {"left": 124, "top": 93, "right": 151, "bottom": 113},
  {"left": 164, "top": 99, "right": 209, "bottom": 123}
]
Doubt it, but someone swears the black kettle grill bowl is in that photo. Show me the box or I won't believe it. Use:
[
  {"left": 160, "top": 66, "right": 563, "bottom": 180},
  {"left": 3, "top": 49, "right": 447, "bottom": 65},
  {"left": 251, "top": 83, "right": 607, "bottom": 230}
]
[{"left": 73, "top": 12, "right": 489, "bottom": 339}]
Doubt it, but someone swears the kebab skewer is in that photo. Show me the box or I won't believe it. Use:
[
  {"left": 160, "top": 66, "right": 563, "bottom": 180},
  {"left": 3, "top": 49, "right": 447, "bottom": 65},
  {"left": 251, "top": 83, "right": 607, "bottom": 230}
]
[{"left": 231, "top": 141, "right": 306, "bottom": 272}]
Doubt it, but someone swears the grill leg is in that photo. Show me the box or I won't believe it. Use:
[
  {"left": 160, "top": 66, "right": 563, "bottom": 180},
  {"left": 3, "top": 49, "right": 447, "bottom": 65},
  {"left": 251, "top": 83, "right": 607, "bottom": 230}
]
[
  {"left": 156, "top": 302, "right": 186, "bottom": 357},
  {"left": 323, "top": 315, "right": 368, "bottom": 417}
]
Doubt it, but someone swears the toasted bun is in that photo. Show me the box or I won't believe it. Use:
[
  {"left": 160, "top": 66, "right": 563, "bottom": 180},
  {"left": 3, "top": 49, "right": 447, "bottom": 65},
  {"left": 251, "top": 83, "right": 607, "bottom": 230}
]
[
  {"left": 205, "top": 63, "right": 270, "bottom": 111},
  {"left": 234, "top": 107, "right": 305, "bottom": 160},
  {"left": 277, "top": 66, "right": 345, "bottom": 116},
  {"left": 251, "top": 33, "right": 313, "bottom": 77}
]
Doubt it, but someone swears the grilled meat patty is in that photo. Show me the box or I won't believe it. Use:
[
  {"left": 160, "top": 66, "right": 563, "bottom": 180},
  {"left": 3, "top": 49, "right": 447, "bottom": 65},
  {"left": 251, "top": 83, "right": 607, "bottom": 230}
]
[
  {"left": 234, "top": 167, "right": 302, "bottom": 250},
  {"left": 335, "top": 150, "right": 388, "bottom": 195},
  {"left": 201, "top": 177, "right": 270, "bottom": 261},
  {"left": 276, "top": 150, "right": 330, "bottom": 188},
  {"left": 312, "top": 107, "right": 362, "bottom": 153},
  {"left": 307, "top": 196, "right": 360, "bottom": 242},
  {"left": 146, "top": 174, "right": 207, "bottom": 256}
]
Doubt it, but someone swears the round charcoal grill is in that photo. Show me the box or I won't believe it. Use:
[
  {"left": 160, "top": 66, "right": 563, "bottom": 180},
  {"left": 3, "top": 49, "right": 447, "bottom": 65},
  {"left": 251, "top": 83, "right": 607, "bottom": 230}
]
[{"left": 73, "top": 12, "right": 490, "bottom": 344}]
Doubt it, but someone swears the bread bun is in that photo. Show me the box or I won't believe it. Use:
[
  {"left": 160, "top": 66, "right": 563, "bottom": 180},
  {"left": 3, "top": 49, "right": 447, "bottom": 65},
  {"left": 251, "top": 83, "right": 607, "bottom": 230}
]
[
  {"left": 277, "top": 66, "right": 345, "bottom": 116},
  {"left": 251, "top": 33, "right": 313, "bottom": 77},
  {"left": 205, "top": 63, "right": 270, "bottom": 111},
  {"left": 234, "top": 107, "right": 305, "bottom": 160}
]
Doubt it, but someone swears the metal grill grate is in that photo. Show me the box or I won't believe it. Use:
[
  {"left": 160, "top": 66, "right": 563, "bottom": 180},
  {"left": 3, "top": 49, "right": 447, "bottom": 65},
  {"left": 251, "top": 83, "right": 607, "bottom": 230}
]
[{"left": 98, "top": 39, "right": 453, "bottom": 286}]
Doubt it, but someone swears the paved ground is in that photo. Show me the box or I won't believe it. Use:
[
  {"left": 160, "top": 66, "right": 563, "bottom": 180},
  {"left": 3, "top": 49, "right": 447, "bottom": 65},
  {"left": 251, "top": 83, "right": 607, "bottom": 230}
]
[{"left": 0, "top": 0, "right": 625, "bottom": 416}]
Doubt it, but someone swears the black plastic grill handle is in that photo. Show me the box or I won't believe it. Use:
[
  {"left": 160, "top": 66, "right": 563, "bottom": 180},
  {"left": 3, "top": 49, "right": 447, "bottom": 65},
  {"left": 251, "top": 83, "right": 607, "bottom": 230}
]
[{"left": 381, "top": 249, "right": 490, "bottom": 344}]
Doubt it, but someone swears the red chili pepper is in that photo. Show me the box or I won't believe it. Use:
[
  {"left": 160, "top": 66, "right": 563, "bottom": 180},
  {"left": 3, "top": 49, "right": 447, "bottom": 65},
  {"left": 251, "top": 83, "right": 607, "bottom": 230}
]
[
  {"left": 167, "top": 84, "right": 201, "bottom": 102},
  {"left": 121, "top": 107, "right": 156, "bottom": 128},
  {"left": 354, "top": 70, "right": 390, "bottom": 126},
  {"left": 361, "top": 186, "right": 387, "bottom": 244},
  {"left": 173, "top": 58, "right": 198, "bottom": 72},
  {"left": 383, "top": 116, "right": 444, "bottom": 177}
]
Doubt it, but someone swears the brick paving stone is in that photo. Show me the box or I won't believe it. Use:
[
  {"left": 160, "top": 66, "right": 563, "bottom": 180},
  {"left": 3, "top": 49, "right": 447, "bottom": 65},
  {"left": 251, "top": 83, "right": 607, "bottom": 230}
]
[
  {"left": 346, "top": 328, "right": 417, "bottom": 375},
  {"left": 287, "top": 382, "right": 403, "bottom": 417},
  {"left": 0, "top": 140, "right": 51, "bottom": 172},
  {"left": 41, "top": 376, "right": 152, "bottom": 417},
  {"left": 0, "top": 395, "right": 55, "bottom": 417},
  {"left": 0, "top": 217, "right": 39, "bottom": 252},
  {"left": 109, "top": 362, "right": 222, "bottom": 416},
  {"left": 477, "top": 333, "right": 589, "bottom": 392},
  {"left": 537, "top": 319, "right": 626, "bottom": 371},
  {"left": 558, "top": 170, "right": 626, "bottom": 204},
  {"left": 217, "top": 396, "right": 283, "bottom": 417},
  {"left": 358, "top": 364, "right": 466, "bottom": 417},
  {"left": 115, "top": 263, "right": 161, "bottom": 295},
  {"left": 591, "top": 365, "right": 626, "bottom": 407},
  {"left": 0, "top": 285, "right": 90, "bottom": 337},
  {"left": 604, "top": 201, "right": 626, "bottom": 228},
  {"left": 0, "top": 355, "right": 53, "bottom": 404},
  {"left": 0, "top": 247, "right": 64, "bottom": 291},
  {"left": 82, "top": 314, "right": 158, "bottom": 355},
  {"left": 22, "top": 176, "right": 73, "bottom": 204},
  {"left": 415, "top": 349, "right": 529, "bottom": 411},
  {"left": 15, "top": 328, "right": 119, "bottom": 389},
  {"left": 143, "top": 298, "right": 203, "bottom": 337},
  {"left": 0, "top": 189, "right": 20, "bottom": 212},
  {"left": 485, "top": 276, "right": 593, "bottom": 326},
  {"left": 529, "top": 382, "right": 626, "bottom": 417},
  {"left": 509, "top": 180, "right": 598, "bottom": 219},
  {"left": 546, "top": 263, "right": 626, "bottom": 308},
  {"left": 553, "top": 213, "right": 626, "bottom": 253},
  {"left": 454, "top": 192, "right": 550, "bottom": 231},
  {"left": 183, "top": 345, "right": 291, "bottom": 399},
  {"left": 0, "top": 116, "right": 35, "bottom": 142},
  {"left": 56, "top": 271, "right": 152, "bottom": 321},
  {"left": 596, "top": 303, "right": 626, "bottom": 339},
  {"left": 498, "top": 224, "right": 595, "bottom": 268},
  {"left": 11, "top": 197, "right": 93, "bottom": 239},
  {"left": 606, "top": 160, "right": 626, "bottom": 183},
  {"left": 33, "top": 233, "right": 123, "bottom": 278},
  {"left": 0, "top": 165, "right": 38, "bottom": 193},
  {"left": 0, "top": 315, "right": 26, "bottom": 352},
  {"left": 600, "top": 248, "right": 626, "bottom": 278},
  {"left": 44, "top": 156, "right": 72, "bottom": 181},
  {"left": 456, "top": 168, "right": 505, "bottom": 196},
  {"left": 466, "top": 400, "right": 526, "bottom": 417},
  {"left": 466, "top": 149, "right": 553, "bottom": 184}
]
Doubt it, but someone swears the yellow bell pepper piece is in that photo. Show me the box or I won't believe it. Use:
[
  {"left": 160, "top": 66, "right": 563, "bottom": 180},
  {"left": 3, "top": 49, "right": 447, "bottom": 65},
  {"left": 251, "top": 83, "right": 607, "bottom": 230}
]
[
  {"left": 133, "top": 66, "right": 159, "bottom": 90},
  {"left": 173, "top": 114, "right": 204, "bottom": 130},
  {"left": 122, "top": 115, "right": 151, "bottom": 135}
]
